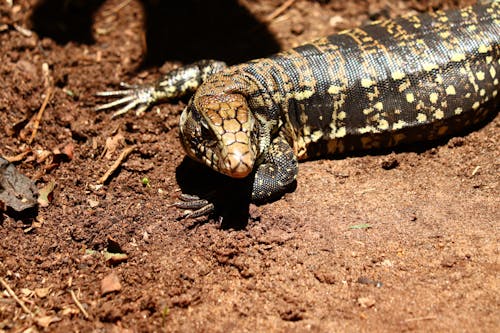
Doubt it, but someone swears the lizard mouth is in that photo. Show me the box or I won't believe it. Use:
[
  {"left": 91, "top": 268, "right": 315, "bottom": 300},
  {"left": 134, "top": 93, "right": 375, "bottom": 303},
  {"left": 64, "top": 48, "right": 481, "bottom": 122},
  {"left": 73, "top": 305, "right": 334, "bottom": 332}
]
[{"left": 222, "top": 144, "right": 255, "bottom": 178}]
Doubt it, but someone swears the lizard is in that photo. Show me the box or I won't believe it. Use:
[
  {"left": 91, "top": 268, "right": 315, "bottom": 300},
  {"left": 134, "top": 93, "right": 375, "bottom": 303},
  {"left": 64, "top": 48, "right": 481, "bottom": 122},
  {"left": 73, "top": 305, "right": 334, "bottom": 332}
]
[{"left": 96, "top": 1, "right": 500, "bottom": 218}]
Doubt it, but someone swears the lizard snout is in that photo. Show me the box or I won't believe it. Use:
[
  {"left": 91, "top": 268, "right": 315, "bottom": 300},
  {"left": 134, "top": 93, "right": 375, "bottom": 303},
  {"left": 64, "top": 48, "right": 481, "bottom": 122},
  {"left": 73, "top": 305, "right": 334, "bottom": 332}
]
[{"left": 223, "top": 144, "right": 255, "bottom": 178}]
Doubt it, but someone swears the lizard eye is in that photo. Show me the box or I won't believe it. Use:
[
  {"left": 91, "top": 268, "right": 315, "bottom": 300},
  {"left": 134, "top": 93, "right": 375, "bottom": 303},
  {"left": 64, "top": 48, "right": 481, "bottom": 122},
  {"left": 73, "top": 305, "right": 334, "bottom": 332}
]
[{"left": 199, "top": 121, "right": 217, "bottom": 147}]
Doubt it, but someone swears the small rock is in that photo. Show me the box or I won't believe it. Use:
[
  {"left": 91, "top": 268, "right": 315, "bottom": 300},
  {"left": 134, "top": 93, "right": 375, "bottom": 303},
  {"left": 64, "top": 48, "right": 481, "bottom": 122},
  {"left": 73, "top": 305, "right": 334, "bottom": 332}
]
[
  {"left": 441, "top": 256, "right": 457, "bottom": 268},
  {"left": 381, "top": 259, "right": 393, "bottom": 267},
  {"left": 381, "top": 154, "right": 399, "bottom": 170},
  {"left": 88, "top": 198, "right": 99, "bottom": 208},
  {"left": 101, "top": 272, "right": 122, "bottom": 295},
  {"left": 249, "top": 204, "right": 262, "bottom": 221},
  {"left": 357, "top": 276, "right": 383, "bottom": 287},
  {"left": 448, "top": 137, "right": 465, "bottom": 148},
  {"left": 314, "top": 270, "right": 337, "bottom": 284},
  {"left": 358, "top": 296, "right": 376, "bottom": 308},
  {"left": 0, "top": 157, "right": 38, "bottom": 212},
  {"left": 279, "top": 307, "right": 305, "bottom": 321},
  {"left": 291, "top": 22, "right": 305, "bottom": 35},
  {"left": 329, "top": 15, "right": 344, "bottom": 27},
  {"left": 99, "top": 301, "right": 123, "bottom": 322},
  {"left": 16, "top": 60, "right": 37, "bottom": 76}
]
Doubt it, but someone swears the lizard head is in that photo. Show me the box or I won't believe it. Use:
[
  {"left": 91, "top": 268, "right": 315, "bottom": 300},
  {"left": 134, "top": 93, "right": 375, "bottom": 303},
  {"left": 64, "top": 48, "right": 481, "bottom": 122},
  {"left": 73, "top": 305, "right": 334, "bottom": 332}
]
[{"left": 179, "top": 93, "right": 258, "bottom": 179}]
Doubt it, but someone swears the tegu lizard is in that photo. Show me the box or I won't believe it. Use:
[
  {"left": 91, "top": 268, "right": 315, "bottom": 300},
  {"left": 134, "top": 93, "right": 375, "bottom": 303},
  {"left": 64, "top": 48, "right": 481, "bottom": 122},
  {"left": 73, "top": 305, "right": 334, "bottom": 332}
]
[{"left": 97, "top": 1, "right": 499, "bottom": 218}]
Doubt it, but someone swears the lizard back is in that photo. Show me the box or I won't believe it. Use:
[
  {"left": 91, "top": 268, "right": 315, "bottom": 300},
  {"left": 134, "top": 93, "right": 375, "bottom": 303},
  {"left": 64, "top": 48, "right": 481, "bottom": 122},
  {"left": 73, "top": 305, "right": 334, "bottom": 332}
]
[{"left": 218, "top": 1, "right": 500, "bottom": 159}]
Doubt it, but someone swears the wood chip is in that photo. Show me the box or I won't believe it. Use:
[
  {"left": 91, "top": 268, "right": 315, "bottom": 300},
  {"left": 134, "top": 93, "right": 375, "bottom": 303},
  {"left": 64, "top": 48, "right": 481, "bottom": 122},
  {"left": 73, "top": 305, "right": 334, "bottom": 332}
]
[{"left": 101, "top": 272, "right": 122, "bottom": 295}]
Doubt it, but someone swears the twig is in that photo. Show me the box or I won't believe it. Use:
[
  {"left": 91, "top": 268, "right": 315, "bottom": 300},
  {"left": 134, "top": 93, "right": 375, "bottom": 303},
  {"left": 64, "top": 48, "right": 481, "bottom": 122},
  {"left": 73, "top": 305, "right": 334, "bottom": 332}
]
[
  {"left": 103, "top": 0, "right": 133, "bottom": 16},
  {"left": 98, "top": 146, "right": 135, "bottom": 184},
  {"left": 471, "top": 165, "right": 480, "bottom": 177},
  {"left": 0, "top": 277, "right": 34, "bottom": 316},
  {"left": 265, "top": 0, "right": 297, "bottom": 22},
  {"left": 28, "top": 86, "right": 53, "bottom": 144},
  {"left": 69, "top": 289, "right": 89, "bottom": 319},
  {"left": 355, "top": 188, "right": 376, "bottom": 195},
  {"left": 404, "top": 315, "right": 437, "bottom": 322},
  {"left": 1, "top": 150, "right": 31, "bottom": 163},
  {"left": 42, "top": 63, "right": 51, "bottom": 88},
  {"left": 13, "top": 24, "right": 33, "bottom": 37}
]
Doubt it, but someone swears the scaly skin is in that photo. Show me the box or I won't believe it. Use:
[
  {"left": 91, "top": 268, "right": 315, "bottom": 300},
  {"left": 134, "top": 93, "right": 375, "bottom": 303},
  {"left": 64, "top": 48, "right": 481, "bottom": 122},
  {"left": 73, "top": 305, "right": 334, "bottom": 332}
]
[{"left": 97, "top": 1, "right": 499, "bottom": 218}]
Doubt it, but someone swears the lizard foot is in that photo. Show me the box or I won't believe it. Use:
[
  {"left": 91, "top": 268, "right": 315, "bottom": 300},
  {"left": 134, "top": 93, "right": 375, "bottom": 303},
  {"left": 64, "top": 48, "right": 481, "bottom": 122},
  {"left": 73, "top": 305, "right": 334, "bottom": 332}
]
[
  {"left": 95, "top": 82, "right": 156, "bottom": 118},
  {"left": 173, "top": 193, "right": 215, "bottom": 219}
]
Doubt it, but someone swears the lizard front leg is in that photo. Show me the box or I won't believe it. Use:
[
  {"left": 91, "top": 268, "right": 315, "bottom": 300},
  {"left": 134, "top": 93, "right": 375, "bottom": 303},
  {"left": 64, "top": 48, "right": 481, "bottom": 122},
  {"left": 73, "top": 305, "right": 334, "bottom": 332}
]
[
  {"left": 95, "top": 60, "right": 226, "bottom": 117},
  {"left": 251, "top": 136, "right": 298, "bottom": 203}
]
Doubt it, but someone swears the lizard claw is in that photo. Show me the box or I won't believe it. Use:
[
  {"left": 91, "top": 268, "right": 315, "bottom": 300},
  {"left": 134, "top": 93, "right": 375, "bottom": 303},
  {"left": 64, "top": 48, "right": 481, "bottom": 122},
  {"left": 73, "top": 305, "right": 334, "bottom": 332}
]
[
  {"left": 95, "top": 83, "right": 156, "bottom": 118},
  {"left": 173, "top": 193, "right": 215, "bottom": 219}
]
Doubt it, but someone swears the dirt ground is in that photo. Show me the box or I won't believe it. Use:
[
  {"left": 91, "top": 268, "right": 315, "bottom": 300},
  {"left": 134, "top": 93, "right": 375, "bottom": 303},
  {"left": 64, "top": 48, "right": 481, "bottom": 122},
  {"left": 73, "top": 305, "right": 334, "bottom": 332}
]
[{"left": 0, "top": 0, "right": 498, "bottom": 332}]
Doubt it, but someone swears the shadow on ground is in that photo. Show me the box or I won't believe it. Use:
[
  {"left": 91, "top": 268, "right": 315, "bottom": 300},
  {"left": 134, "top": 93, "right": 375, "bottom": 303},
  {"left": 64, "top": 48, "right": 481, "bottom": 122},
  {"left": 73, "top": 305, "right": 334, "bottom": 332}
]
[
  {"left": 30, "top": 0, "right": 281, "bottom": 66},
  {"left": 175, "top": 158, "right": 255, "bottom": 230}
]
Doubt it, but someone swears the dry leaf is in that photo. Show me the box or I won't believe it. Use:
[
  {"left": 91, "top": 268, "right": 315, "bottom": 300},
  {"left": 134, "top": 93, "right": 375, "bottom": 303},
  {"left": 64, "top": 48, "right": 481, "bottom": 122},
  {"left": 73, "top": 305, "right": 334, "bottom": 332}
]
[
  {"left": 104, "top": 132, "right": 125, "bottom": 159},
  {"left": 60, "top": 307, "right": 80, "bottom": 316},
  {"left": 35, "top": 315, "right": 61, "bottom": 328},
  {"left": 37, "top": 181, "right": 55, "bottom": 207},
  {"left": 35, "top": 287, "right": 50, "bottom": 298},
  {"left": 20, "top": 288, "right": 34, "bottom": 297}
]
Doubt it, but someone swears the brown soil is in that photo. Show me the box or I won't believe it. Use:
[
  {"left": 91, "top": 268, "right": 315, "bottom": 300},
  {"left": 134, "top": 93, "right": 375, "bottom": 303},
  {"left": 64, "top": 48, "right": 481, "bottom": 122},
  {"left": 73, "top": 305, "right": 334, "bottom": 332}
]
[{"left": 1, "top": 0, "right": 498, "bottom": 332}]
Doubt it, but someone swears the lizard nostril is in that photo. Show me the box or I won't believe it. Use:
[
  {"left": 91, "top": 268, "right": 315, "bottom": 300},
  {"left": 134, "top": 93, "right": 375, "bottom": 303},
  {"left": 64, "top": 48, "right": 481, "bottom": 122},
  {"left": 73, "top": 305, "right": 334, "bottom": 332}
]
[{"left": 224, "top": 152, "right": 254, "bottom": 178}]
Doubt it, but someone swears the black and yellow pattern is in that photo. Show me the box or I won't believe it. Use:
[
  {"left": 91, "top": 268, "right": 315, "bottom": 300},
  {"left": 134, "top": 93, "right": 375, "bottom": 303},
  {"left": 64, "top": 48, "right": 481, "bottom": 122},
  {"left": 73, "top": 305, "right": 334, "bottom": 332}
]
[{"left": 97, "top": 1, "right": 499, "bottom": 216}]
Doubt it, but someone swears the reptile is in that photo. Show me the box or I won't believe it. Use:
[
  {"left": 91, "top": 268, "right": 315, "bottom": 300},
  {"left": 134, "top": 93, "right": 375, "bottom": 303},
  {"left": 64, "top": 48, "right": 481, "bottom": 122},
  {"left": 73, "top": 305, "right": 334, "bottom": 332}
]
[{"left": 97, "top": 1, "right": 500, "bottom": 218}]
